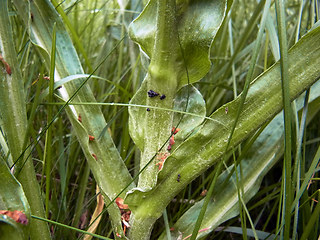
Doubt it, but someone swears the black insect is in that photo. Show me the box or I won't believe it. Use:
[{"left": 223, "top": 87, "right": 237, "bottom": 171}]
[
  {"left": 177, "top": 174, "right": 181, "bottom": 182},
  {"left": 148, "top": 90, "right": 159, "bottom": 97},
  {"left": 160, "top": 94, "right": 166, "bottom": 100},
  {"left": 146, "top": 108, "right": 150, "bottom": 111}
]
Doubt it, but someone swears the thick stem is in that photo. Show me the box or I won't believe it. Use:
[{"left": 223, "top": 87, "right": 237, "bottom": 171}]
[
  {"left": 137, "top": 0, "right": 180, "bottom": 189},
  {"left": 0, "top": 0, "right": 51, "bottom": 239}
]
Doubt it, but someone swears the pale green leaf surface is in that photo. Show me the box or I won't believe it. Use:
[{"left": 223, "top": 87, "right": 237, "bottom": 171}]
[
  {"left": 129, "top": 84, "right": 206, "bottom": 151},
  {"left": 124, "top": 25, "right": 320, "bottom": 237},
  {"left": 172, "top": 85, "right": 206, "bottom": 144},
  {"left": 0, "top": 160, "right": 30, "bottom": 238},
  {"left": 128, "top": 79, "right": 148, "bottom": 151},
  {"left": 162, "top": 113, "right": 285, "bottom": 239},
  {"left": 129, "top": 0, "right": 227, "bottom": 87},
  {"left": 166, "top": 78, "right": 320, "bottom": 239},
  {"left": 0, "top": 216, "right": 24, "bottom": 240}
]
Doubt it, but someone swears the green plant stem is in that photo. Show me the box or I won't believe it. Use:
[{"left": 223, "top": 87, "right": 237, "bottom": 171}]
[
  {"left": 137, "top": 0, "right": 179, "bottom": 189},
  {"left": 44, "top": 23, "right": 56, "bottom": 218},
  {"left": 0, "top": 0, "right": 50, "bottom": 239},
  {"left": 275, "top": 1, "right": 292, "bottom": 239}
]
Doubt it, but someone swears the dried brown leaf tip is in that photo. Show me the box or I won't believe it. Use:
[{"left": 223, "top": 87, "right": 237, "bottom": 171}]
[
  {"left": 89, "top": 135, "right": 95, "bottom": 141},
  {"left": 200, "top": 189, "right": 208, "bottom": 197},
  {"left": 156, "top": 152, "right": 170, "bottom": 170},
  {"left": 115, "top": 197, "right": 129, "bottom": 210},
  {"left": 0, "top": 54, "right": 12, "bottom": 75},
  {"left": 0, "top": 210, "right": 28, "bottom": 225},
  {"left": 115, "top": 198, "right": 131, "bottom": 236}
]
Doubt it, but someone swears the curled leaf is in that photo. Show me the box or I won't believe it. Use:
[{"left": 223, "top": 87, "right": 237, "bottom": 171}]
[{"left": 129, "top": 0, "right": 227, "bottom": 87}]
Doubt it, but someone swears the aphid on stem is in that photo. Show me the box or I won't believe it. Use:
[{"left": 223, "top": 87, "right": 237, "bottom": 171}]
[
  {"left": 92, "top": 153, "right": 97, "bottom": 160},
  {"left": 160, "top": 94, "right": 166, "bottom": 100},
  {"left": 147, "top": 90, "right": 159, "bottom": 97}
]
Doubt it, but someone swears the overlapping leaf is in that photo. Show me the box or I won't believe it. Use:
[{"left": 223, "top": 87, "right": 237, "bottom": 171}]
[{"left": 129, "top": 0, "right": 227, "bottom": 87}]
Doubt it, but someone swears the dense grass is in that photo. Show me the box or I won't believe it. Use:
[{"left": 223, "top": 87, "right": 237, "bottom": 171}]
[{"left": 0, "top": 0, "right": 320, "bottom": 239}]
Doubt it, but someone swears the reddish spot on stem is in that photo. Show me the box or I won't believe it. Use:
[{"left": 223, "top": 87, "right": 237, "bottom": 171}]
[
  {"left": 92, "top": 153, "right": 97, "bottom": 160},
  {"left": 115, "top": 198, "right": 131, "bottom": 236},
  {"left": 78, "top": 114, "right": 82, "bottom": 123},
  {"left": 172, "top": 127, "right": 180, "bottom": 135},
  {"left": 89, "top": 135, "right": 95, "bottom": 141},
  {"left": 200, "top": 189, "right": 208, "bottom": 197},
  {"left": 0, "top": 54, "right": 12, "bottom": 75},
  {"left": 156, "top": 152, "right": 170, "bottom": 170}
]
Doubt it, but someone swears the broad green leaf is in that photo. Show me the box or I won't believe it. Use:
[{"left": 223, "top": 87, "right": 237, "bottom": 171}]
[
  {"left": 0, "top": 216, "right": 24, "bottom": 240},
  {"left": 129, "top": 0, "right": 227, "bottom": 87},
  {"left": 172, "top": 85, "right": 206, "bottom": 142},
  {"left": 162, "top": 113, "right": 285, "bottom": 239},
  {"left": 0, "top": 160, "right": 30, "bottom": 239},
  {"left": 159, "top": 78, "right": 320, "bottom": 239},
  {"left": 125, "top": 25, "right": 320, "bottom": 239}
]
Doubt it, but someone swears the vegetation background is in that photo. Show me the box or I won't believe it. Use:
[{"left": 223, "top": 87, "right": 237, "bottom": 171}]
[{"left": 0, "top": 0, "right": 320, "bottom": 239}]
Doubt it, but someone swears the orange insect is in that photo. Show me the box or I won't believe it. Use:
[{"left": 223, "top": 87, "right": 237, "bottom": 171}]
[{"left": 89, "top": 135, "right": 95, "bottom": 141}]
